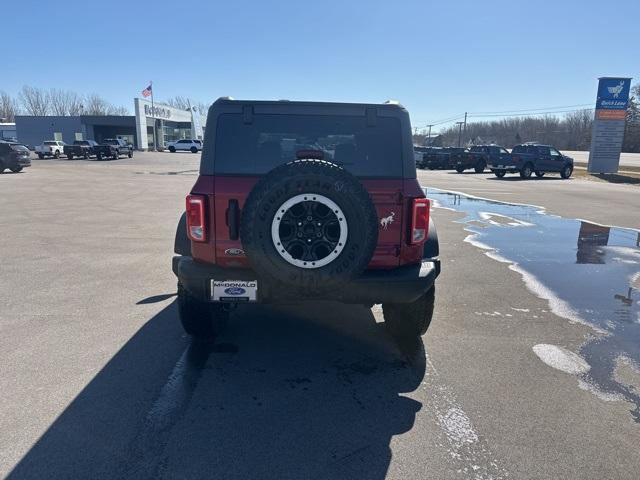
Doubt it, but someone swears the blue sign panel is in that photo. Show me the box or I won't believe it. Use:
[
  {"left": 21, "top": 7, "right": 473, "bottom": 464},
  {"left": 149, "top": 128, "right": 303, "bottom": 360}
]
[{"left": 596, "top": 77, "right": 631, "bottom": 110}]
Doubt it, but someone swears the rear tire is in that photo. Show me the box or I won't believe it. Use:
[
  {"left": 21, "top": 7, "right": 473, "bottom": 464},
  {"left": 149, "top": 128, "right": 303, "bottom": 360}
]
[
  {"left": 37, "top": 153, "right": 44, "bottom": 159},
  {"left": 520, "top": 163, "right": 533, "bottom": 179},
  {"left": 96, "top": 153, "right": 102, "bottom": 161},
  {"left": 455, "top": 166, "right": 465, "bottom": 173},
  {"left": 535, "top": 171, "right": 545, "bottom": 178},
  {"left": 177, "top": 283, "right": 228, "bottom": 339},
  {"left": 54, "top": 150, "right": 60, "bottom": 159},
  {"left": 474, "top": 161, "right": 486, "bottom": 173},
  {"left": 190, "top": 146, "right": 198, "bottom": 153},
  {"left": 67, "top": 154, "right": 74, "bottom": 160},
  {"left": 112, "top": 150, "right": 119, "bottom": 160},
  {"left": 169, "top": 146, "right": 176, "bottom": 153},
  {"left": 84, "top": 152, "right": 89, "bottom": 159},
  {"left": 560, "top": 164, "right": 573, "bottom": 179},
  {"left": 383, "top": 287, "right": 435, "bottom": 338},
  {"left": 494, "top": 170, "right": 506, "bottom": 178}
]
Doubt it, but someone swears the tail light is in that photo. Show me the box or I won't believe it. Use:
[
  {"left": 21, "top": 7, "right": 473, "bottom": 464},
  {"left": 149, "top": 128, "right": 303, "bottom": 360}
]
[
  {"left": 186, "top": 194, "right": 207, "bottom": 242},
  {"left": 410, "top": 198, "right": 430, "bottom": 244}
]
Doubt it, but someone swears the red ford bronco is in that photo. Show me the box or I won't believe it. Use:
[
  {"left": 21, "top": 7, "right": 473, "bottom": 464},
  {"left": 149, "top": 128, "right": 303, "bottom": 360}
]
[{"left": 172, "top": 98, "right": 440, "bottom": 339}]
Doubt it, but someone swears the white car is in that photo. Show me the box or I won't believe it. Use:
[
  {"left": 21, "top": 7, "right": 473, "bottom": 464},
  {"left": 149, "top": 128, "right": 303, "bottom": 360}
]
[
  {"left": 166, "top": 139, "right": 202, "bottom": 153},
  {"left": 35, "top": 140, "right": 66, "bottom": 159}
]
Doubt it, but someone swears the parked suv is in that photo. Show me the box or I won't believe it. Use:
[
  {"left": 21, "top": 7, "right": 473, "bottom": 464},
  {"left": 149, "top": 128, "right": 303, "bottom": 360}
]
[
  {"left": 166, "top": 139, "right": 202, "bottom": 153},
  {"left": 0, "top": 142, "right": 31, "bottom": 173},
  {"left": 490, "top": 143, "right": 574, "bottom": 179},
  {"left": 172, "top": 98, "right": 440, "bottom": 339}
]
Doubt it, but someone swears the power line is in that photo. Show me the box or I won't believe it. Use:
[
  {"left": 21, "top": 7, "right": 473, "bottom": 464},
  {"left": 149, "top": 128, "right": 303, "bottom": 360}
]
[
  {"left": 418, "top": 103, "right": 594, "bottom": 127},
  {"left": 468, "top": 107, "right": 595, "bottom": 119},
  {"left": 469, "top": 103, "right": 593, "bottom": 115}
]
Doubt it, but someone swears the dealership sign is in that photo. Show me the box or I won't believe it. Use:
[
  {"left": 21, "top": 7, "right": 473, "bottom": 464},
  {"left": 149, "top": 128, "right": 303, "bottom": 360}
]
[
  {"left": 144, "top": 104, "right": 172, "bottom": 120},
  {"left": 596, "top": 78, "right": 631, "bottom": 110},
  {"left": 588, "top": 77, "right": 632, "bottom": 173}
]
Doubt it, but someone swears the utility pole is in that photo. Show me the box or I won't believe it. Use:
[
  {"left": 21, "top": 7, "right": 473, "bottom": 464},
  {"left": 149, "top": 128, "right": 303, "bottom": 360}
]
[
  {"left": 426, "top": 124, "right": 434, "bottom": 139},
  {"left": 462, "top": 112, "right": 468, "bottom": 146},
  {"left": 456, "top": 121, "right": 464, "bottom": 147}
]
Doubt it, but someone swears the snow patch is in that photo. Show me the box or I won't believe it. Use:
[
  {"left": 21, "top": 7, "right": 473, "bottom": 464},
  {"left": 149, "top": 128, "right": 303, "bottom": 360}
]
[
  {"left": 577, "top": 380, "right": 624, "bottom": 402},
  {"left": 532, "top": 344, "right": 591, "bottom": 375},
  {"left": 438, "top": 408, "right": 479, "bottom": 448}
]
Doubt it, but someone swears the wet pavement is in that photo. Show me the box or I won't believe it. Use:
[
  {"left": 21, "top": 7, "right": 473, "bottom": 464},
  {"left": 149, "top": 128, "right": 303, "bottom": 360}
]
[{"left": 428, "top": 188, "right": 640, "bottom": 421}]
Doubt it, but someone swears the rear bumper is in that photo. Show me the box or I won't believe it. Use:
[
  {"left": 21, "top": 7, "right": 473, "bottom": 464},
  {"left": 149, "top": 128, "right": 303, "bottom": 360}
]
[
  {"left": 489, "top": 162, "right": 521, "bottom": 172},
  {"left": 173, "top": 256, "right": 440, "bottom": 304}
]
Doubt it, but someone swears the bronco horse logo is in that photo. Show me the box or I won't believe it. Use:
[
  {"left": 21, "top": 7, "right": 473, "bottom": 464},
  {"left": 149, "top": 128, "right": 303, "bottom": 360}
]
[
  {"left": 607, "top": 81, "right": 625, "bottom": 99},
  {"left": 380, "top": 212, "right": 395, "bottom": 230}
]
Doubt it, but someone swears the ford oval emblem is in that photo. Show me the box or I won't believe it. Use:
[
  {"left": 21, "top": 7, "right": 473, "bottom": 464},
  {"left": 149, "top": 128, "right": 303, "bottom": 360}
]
[
  {"left": 225, "top": 248, "right": 245, "bottom": 256},
  {"left": 224, "top": 287, "right": 246, "bottom": 295}
]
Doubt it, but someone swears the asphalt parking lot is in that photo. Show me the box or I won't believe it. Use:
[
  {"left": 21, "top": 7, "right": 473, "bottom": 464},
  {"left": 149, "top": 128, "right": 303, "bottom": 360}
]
[{"left": 1, "top": 153, "right": 639, "bottom": 480}]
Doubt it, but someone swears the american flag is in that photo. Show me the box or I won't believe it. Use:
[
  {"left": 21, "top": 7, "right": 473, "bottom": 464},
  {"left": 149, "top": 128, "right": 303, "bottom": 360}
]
[{"left": 141, "top": 84, "right": 152, "bottom": 97}]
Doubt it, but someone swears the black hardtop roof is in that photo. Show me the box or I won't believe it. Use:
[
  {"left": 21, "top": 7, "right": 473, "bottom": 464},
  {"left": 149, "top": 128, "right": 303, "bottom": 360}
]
[{"left": 211, "top": 97, "right": 408, "bottom": 115}]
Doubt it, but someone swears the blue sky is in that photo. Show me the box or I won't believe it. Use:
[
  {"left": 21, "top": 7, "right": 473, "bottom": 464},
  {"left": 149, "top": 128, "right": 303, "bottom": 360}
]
[{"left": 3, "top": 0, "right": 638, "bottom": 131}]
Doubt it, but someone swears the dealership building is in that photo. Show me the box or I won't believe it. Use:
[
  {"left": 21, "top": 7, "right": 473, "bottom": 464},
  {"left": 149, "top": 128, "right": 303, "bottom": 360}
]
[{"left": 15, "top": 98, "right": 206, "bottom": 150}]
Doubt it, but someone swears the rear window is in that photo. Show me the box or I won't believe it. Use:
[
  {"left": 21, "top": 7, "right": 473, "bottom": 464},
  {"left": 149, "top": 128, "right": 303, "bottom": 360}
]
[
  {"left": 10, "top": 144, "right": 28, "bottom": 152},
  {"left": 213, "top": 114, "right": 403, "bottom": 177},
  {"left": 44, "top": 141, "right": 57, "bottom": 145}
]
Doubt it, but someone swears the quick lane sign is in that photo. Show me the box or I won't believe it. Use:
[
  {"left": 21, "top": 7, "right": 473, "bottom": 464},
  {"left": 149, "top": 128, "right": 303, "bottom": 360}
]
[{"left": 588, "top": 77, "right": 632, "bottom": 173}]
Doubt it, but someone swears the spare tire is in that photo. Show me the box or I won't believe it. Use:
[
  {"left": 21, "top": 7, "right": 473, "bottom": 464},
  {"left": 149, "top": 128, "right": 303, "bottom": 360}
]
[{"left": 240, "top": 160, "right": 378, "bottom": 295}]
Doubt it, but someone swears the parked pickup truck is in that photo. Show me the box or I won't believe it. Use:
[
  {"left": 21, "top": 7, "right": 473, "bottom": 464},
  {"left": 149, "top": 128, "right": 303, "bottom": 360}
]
[
  {"left": 414, "top": 146, "right": 441, "bottom": 169},
  {"left": 63, "top": 140, "right": 99, "bottom": 159},
  {"left": 490, "top": 143, "right": 574, "bottom": 179},
  {"left": 423, "top": 147, "right": 466, "bottom": 170},
  {"left": 455, "top": 144, "right": 511, "bottom": 173},
  {"left": 94, "top": 138, "right": 134, "bottom": 160},
  {"left": 35, "top": 140, "right": 66, "bottom": 159}
]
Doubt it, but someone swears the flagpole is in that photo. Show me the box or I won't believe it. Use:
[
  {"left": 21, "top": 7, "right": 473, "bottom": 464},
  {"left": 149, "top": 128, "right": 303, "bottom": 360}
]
[{"left": 150, "top": 80, "right": 157, "bottom": 151}]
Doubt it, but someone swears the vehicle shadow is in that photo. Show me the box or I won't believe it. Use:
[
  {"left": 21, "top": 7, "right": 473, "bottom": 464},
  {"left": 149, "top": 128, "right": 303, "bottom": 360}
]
[
  {"left": 485, "top": 176, "right": 567, "bottom": 181},
  {"left": 590, "top": 173, "right": 640, "bottom": 185},
  {"left": 8, "top": 301, "right": 426, "bottom": 480}
]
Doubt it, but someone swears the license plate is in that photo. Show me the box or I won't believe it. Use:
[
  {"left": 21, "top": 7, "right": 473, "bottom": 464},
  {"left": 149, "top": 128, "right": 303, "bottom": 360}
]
[{"left": 211, "top": 280, "right": 257, "bottom": 302}]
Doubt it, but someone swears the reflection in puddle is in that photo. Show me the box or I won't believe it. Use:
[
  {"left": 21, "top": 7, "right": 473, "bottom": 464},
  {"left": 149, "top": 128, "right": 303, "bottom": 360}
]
[{"left": 428, "top": 188, "right": 640, "bottom": 421}]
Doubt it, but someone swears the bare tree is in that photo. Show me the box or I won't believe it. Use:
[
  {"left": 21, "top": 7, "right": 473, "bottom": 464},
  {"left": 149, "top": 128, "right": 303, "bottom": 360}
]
[
  {"left": 107, "top": 105, "right": 130, "bottom": 116},
  {"left": 0, "top": 91, "right": 20, "bottom": 122},
  {"left": 49, "top": 89, "right": 84, "bottom": 116},
  {"left": 165, "top": 96, "right": 191, "bottom": 110},
  {"left": 165, "top": 96, "right": 210, "bottom": 114},
  {"left": 83, "top": 93, "right": 110, "bottom": 115},
  {"left": 19, "top": 85, "right": 50, "bottom": 115}
]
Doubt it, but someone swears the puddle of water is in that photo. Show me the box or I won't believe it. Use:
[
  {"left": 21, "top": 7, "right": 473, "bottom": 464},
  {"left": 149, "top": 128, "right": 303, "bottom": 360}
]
[{"left": 427, "top": 188, "right": 640, "bottom": 421}]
